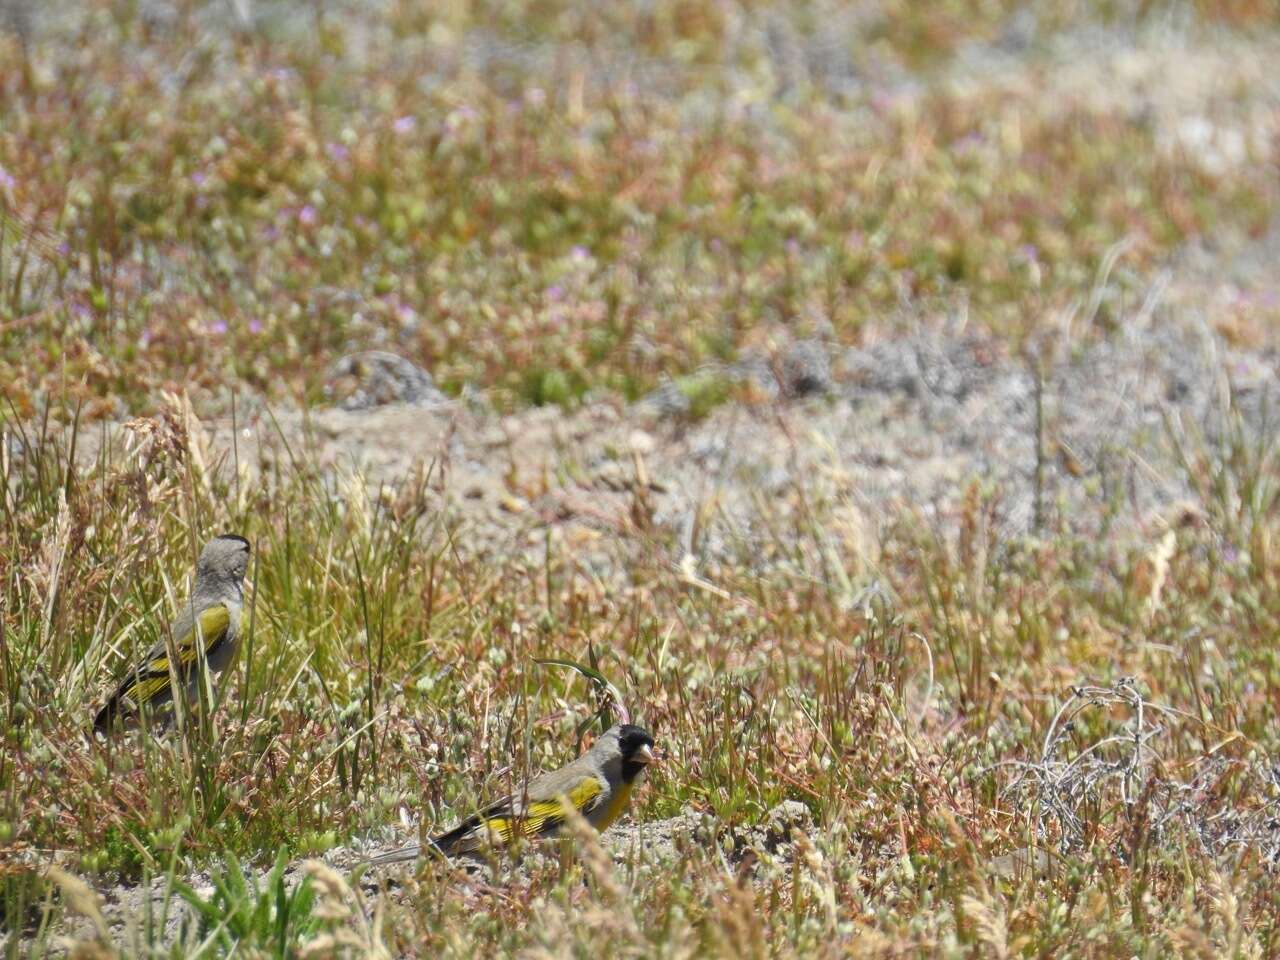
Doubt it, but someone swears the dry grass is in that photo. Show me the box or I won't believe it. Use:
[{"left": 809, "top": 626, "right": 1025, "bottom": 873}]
[{"left": 4, "top": 0, "right": 1280, "bottom": 956}]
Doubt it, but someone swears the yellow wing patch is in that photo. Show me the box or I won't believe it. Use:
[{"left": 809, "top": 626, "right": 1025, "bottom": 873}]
[
  {"left": 121, "top": 604, "right": 231, "bottom": 705},
  {"left": 188, "top": 604, "right": 233, "bottom": 659},
  {"left": 481, "top": 776, "right": 605, "bottom": 844},
  {"left": 124, "top": 674, "right": 171, "bottom": 705},
  {"left": 562, "top": 774, "right": 606, "bottom": 817}
]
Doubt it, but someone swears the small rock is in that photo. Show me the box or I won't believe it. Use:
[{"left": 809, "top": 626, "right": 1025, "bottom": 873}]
[
  {"left": 499, "top": 494, "right": 527, "bottom": 513},
  {"left": 779, "top": 339, "right": 833, "bottom": 397},
  {"left": 325, "top": 351, "right": 446, "bottom": 411},
  {"left": 752, "top": 800, "right": 815, "bottom": 853}
]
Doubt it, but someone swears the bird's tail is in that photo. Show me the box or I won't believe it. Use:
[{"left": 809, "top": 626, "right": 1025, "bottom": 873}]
[
  {"left": 363, "top": 816, "right": 482, "bottom": 866},
  {"left": 361, "top": 844, "right": 424, "bottom": 867},
  {"left": 92, "top": 695, "right": 122, "bottom": 735},
  {"left": 92, "top": 679, "right": 142, "bottom": 735},
  {"left": 427, "top": 815, "right": 484, "bottom": 857}
]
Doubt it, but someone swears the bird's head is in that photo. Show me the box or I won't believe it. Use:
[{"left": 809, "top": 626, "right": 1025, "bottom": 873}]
[
  {"left": 615, "top": 723, "right": 657, "bottom": 781},
  {"left": 198, "top": 534, "right": 252, "bottom": 587}
]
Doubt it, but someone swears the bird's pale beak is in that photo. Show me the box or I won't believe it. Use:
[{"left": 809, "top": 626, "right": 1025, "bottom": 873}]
[{"left": 634, "top": 744, "right": 656, "bottom": 765}]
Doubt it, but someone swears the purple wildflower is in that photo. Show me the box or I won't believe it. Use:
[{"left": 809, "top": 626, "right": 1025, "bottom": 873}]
[{"left": 393, "top": 115, "right": 416, "bottom": 135}]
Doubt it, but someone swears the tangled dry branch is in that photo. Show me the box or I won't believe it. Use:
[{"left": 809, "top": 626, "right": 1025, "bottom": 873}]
[{"left": 998, "top": 679, "right": 1280, "bottom": 865}]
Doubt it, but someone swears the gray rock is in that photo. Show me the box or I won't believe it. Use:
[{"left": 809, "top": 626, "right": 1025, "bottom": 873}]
[
  {"left": 324, "top": 351, "right": 447, "bottom": 411},
  {"left": 779, "top": 339, "right": 833, "bottom": 397}
]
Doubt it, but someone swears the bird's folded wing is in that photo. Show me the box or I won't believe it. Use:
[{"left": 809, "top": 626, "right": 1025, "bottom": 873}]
[
  {"left": 429, "top": 773, "right": 608, "bottom": 855},
  {"left": 120, "top": 604, "right": 231, "bottom": 704},
  {"left": 486, "top": 774, "right": 606, "bottom": 842}
]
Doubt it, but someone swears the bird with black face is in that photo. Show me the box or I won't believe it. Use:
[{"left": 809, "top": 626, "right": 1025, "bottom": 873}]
[
  {"left": 92, "top": 534, "right": 251, "bottom": 734},
  {"left": 365, "top": 723, "right": 658, "bottom": 864}
]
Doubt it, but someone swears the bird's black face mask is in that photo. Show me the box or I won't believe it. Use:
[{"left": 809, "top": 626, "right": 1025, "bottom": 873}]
[{"left": 618, "top": 724, "right": 656, "bottom": 782}]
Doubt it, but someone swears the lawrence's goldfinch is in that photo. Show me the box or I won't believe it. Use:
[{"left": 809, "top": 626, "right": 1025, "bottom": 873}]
[
  {"left": 93, "top": 534, "right": 250, "bottom": 733},
  {"left": 366, "top": 723, "right": 657, "bottom": 863}
]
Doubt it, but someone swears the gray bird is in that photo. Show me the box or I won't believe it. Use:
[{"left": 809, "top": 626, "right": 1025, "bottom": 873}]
[
  {"left": 365, "top": 723, "right": 657, "bottom": 864},
  {"left": 93, "top": 534, "right": 251, "bottom": 733}
]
